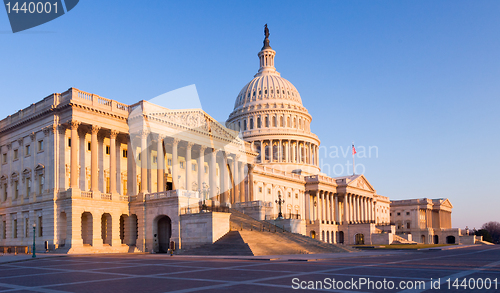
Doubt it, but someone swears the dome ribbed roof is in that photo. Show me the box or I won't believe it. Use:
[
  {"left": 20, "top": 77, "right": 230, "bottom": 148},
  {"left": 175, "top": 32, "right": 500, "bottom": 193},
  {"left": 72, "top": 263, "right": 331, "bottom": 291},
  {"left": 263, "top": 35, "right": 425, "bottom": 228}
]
[{"left": 233, "top": 74, "right": 303, "bottom": 110}]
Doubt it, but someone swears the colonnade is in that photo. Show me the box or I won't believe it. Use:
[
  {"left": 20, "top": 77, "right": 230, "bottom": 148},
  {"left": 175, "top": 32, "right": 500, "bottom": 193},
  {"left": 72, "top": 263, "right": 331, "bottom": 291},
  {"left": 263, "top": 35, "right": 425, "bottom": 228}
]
[
  {"left": 305, "top": 191, "right": 376, "bottom": 225},
  {"left": 252, "top": 139, "right": 318, "bottom": 166},
  {"left": 67, "top": 120, "right": 250, "bottom": 205}
]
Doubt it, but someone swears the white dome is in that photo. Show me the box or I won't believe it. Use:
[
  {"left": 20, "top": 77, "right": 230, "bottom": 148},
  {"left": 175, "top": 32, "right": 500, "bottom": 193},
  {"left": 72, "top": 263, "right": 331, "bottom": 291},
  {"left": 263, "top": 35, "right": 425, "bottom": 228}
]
[{"left": 233, "top": 74, "right": 303, "bottom": 110}]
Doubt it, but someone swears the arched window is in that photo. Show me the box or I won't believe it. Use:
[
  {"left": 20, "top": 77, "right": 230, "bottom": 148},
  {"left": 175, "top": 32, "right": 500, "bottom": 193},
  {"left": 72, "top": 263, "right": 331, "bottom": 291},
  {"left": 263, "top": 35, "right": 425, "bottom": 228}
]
[
  {"left": 287, "top": 117, "right": 291, "bottom": 127},
  {"left": 243, "top": 120, "right": 247, "bottom": 131},
  {"left": 264, "top": 116, "right": 269, "bottom": 127},
  {"left": 280, "top": 116, "right": 284, "bottom": 127},
  {"left": 249, "top": 118, "right": 254, "bottom": 130},
  {"left": 272, "top": 116, "right": 276, "bottom": 127},
  {"left": 257, "top": 117, "right": 261, "bottom": 128}
]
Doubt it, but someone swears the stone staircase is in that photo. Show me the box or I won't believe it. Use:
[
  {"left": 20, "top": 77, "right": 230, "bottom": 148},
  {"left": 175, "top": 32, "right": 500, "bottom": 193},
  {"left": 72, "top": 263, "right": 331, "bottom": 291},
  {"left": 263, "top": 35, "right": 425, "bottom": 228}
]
[
  {"left": 178, "top": 209, "right": 358, "bottom": 256},
  {"left": 391, "top": 234, "right": 417, "bottom": 244}
]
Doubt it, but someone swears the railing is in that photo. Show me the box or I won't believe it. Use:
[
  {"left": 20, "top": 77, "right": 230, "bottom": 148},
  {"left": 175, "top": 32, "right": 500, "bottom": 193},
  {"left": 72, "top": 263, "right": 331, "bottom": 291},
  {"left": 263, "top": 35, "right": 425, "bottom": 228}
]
[
  {"left": 81, "top": 191, "right": 93, "bottom": 198},
  {"left": 233, "top": 200, "right": 272, "bottom": 208},
  {"left": 180, "top": 205, "right": 230, "bottom": 215},
  {"left": 119, "top": 195, "right": 129, "bottom": 202},
  {"left": 146, "top": 190, "right": 200, "bottom": 201},
  {"left": 264, "top": 213, "right": 301, "bottom": 220},
  {"left": 101, "top": 193, "right": 112, "bottom": 200}
]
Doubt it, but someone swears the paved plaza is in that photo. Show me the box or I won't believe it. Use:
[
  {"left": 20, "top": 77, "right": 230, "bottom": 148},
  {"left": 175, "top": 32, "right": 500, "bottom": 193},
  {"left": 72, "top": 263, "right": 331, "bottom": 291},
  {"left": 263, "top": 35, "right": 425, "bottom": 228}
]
[{"left": 0, "top": 246, "right": 498, "bottom": 292}]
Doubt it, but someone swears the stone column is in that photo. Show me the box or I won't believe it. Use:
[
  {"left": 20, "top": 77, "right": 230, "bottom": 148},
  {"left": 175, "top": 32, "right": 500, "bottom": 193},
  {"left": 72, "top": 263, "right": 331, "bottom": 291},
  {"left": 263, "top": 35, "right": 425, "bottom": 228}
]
[
  {"left": 186, "top": 142, "right": 193, "bottom": 191},
  {"left": 315, "top": 190, "right": 320, "bottom": 222},
  {"left": 198, "top": 146, "right": 206, "bottom": 195},
  {"left": 361, "top": 197, "right": 366, "bottom": 223},
  {"left": 334, "top": 193, "right": 339, "bottom": 224},
  {"left": 69, "top": 121, "right": 80, "bottom": 189},
  {"left": 343, "top": 194, "right": 348, "bottom": 224},
  {"left": 322, "top": 191, "right": 326, "bottom": 223},
  {"left": 239, "top": 160, "right": 245, "bottom": 202},
  {"left": 305, "top": 191, "right": 310, "bottom": 223},
  {"left": 126, "top": 136, "right": 136, "bottom": 196},
  {"left": 140, "top": 131, "right": 149, "bottom": 194},
  {"left": 350, "top": 194, "right": 354, "bottom": 223},
  {"left": 157, "top": 135, "right": 165, "bottom": 193},
  {"left": 222, "top": 152, "right": 230, "bottom": 206},
  {"left": 307, "top": 143, "right": 312, "bottom": 164},
  {"left": 209, "top": 149, "right": 217, "bottom": 200},
  {"left": 278, "top": 140, "right": 282, "bottom": 162},
  {"left": 269, "top": 140, "right": 273, "bottom": 162},
  {"left": 171, "top": 138, "right": 179, "bottom": 190},
  {"left": 233, "top": 155, "right": 239, "bottom": 203},
  {"left": 90, "top": 125, "right": 100, "bottom": 192},
  {"left": 247, "top": 164, "right": 254, "bottom": 201},
  {"left": 109, "top": 130, "right": 118, "bottom": 194}
]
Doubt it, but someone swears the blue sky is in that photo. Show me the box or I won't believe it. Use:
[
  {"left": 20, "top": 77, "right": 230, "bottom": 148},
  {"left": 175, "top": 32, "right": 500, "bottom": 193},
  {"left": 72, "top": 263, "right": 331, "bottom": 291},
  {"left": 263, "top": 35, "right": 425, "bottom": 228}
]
[{"left": 1, "top": 1, "right": 499, "bottom": 228}]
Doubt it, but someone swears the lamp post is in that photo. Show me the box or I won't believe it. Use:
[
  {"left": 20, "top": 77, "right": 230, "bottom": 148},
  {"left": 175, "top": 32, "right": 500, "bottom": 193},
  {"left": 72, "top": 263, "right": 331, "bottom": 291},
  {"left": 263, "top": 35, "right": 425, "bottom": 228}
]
[
  {"left": 275, "top": 193, "right": 285, "bottom": 219},
  {"left": 32, "top": 222, "right": 36, "bottom": 258}
]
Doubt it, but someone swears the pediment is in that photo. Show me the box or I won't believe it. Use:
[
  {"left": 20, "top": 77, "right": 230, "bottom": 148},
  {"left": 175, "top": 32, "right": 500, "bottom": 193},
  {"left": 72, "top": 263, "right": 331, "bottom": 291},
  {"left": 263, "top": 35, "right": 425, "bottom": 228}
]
[
  {"left": 348, "top": 175, "right": 375, "bottom": 192},
  {"left": 22, "top": 168, "right": 32, "bottom": 175},
  {"left": 149, "top": 109, "right": 241, "bottom": 143},
  {"left": 439, "top": 198, "right": 453, "bottom": 208},
  {"left": 34, "top": 164, "right": 45, "bottom": 171}
]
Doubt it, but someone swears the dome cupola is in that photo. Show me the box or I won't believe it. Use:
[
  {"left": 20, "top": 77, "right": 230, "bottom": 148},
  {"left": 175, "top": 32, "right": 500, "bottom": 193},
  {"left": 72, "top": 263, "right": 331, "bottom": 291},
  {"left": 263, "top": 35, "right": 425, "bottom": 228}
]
[{"left": 227, "top": 25, "right": 320, "bottom": 174}]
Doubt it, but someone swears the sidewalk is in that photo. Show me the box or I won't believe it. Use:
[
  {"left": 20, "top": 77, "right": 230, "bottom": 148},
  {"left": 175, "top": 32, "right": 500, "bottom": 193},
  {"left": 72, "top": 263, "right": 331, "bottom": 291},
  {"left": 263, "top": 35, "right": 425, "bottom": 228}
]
[{"left": 0, "top": 253, "right": 66, "bottom": 264}]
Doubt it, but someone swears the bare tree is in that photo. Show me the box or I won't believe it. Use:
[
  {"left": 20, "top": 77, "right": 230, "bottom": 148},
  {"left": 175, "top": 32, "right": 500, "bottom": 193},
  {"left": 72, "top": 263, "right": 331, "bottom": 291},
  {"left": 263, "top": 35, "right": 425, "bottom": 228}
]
[{"left": 481, "top": 221, "right": 500, "bottom": 244}]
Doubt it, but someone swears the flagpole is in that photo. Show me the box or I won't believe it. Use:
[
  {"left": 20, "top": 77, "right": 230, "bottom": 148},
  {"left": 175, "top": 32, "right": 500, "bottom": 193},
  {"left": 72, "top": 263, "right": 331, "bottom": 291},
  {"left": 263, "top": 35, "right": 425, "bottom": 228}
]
[{"left": 352, "top": 142, "right": 355, "bottom": 175}]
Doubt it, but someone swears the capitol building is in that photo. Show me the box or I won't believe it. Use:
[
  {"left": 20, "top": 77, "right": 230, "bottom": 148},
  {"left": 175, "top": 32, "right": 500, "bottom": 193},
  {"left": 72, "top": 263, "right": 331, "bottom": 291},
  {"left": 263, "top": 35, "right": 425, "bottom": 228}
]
[{"left": 0, "top": 27, "right": 472, "bottom": 254}]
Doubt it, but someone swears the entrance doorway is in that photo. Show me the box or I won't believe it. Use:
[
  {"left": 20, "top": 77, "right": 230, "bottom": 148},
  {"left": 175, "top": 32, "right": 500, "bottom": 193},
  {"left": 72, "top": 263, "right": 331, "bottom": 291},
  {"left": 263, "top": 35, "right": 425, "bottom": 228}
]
[
  {"left": 156, "top": 216, "right": 172, "bottom": 253},
  {"left": 446, "top": 236, "right": 456, "bottom": 244},
  {"left": 338, "top": 231, "right": 344, "bottom": 244},
  {"left": 433, "top": 235, "right": 439, "bottom": 244},
  {"left": 355, "top": 233, "right": 364, "bottom": 245},
  {"left": 421, "top": 235, "right": 426, "bottom": 244},
  {"left": 310, "top": 231, "right": 316, "bottom": 239}
]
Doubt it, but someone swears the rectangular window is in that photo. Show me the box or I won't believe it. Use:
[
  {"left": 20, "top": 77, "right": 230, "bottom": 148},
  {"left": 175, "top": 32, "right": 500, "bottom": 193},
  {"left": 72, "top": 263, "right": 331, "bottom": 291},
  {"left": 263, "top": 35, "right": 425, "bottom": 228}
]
[
  {"left": 407, "top": 222, "right": 410, "bottom": 229},
  {"left": 397, "top": 212, "right": 401, "bottom": 216},
  {"left": 38, "top": 175, "right": 44, "bottom": 195},
  {"left": 168, "top": 159, "right": 172, "bottom": 166},
  {"left": 406, "top": 212, "right": 410, "bottom": 216},
  {"left": 13, "top": 149, "right": 18, "bottom": 160},
  {"left": 26, "top": 179, "right": 31, "bottom": 197},
  {"left": 180, "top": 161, "right": 184, "bottom": 169},
  {"left": 38, "top": 140, "right": 44, "bottom": 152},
  {"left": 87, "top": 142, "right": 91, "bottom": 151},
  {"left": 122, "top": 149, "right": 127, "bottom": 158},
  {"left": 2, "top": 153, "right": 6, "bottom": 164},
  {"left": 2, "top": 221, "right": 5, "bottom": 239},
  {"left": 14, "top": 181, "right": 18, "bottom": 199},
  {"left": 3, "top": 183, "right": 7, "bottom": 201},
  {"left": 13, "top": 219, "right": 17, "bottom": 238},
  {"left": 192, "top": 164, "right": 196, "bottom": 171},
  {"left": 138, "top": 154, "right": 141, "bottom": 161},
  {"left": 123, "top": 180, "right": 128, "bottom": 196},
  {"left": 295, "top": 193, "right": 299, "bottom": 199},
  {"left": 204, "top": 166, "right": 208, "bottom": 173},
  {"left": 106, "top": 177, "right": 110, "bottom": 193},
  {"left": 68, "top": 138, "right": 71, "bottom": 148},
  {"left": 267, "top": 188, "right": 271, "bottom": 194},
  {"left": 105, "top": 145, "right": 110, "bottom": 155},
  {"left": 37, "top": 216, "right": 43, "bottom": 237},
  {"left": 25, "top": 218, "right": 29, "bottom": 238},
  {"left": 288, "top": 192, "right": 291, "bottom": 198},
  {"left": 258, "top": 187, "right": 262, "bottom": 193},
  {"left": 153, "top": 156, "right": 157, "bottom": 164},
  {"left": 25, "top": 145, "right": 31, "bottom": 156}
]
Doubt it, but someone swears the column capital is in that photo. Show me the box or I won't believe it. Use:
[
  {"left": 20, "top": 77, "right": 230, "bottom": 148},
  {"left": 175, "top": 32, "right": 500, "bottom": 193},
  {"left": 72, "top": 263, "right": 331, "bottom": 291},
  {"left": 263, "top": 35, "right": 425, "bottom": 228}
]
[
  {"left": 69, "top": 120, "right": 81, "bottom": 130},
  {"left": 110, "top": 130, "right": 119, "bottom": 139},
  {"left": 91, "top": 125, "right": 101, "bottom": 135},
  {"left": 43, "top": 125, "right": 57, "bottom": 136},
  {"left": 29, "top": 132, "right": 36, "bottom": 142},
  {"left": 152, "top": 133, "right": 166, "bottom": 141},
  {"left": 199, "top": 145, "right": 207, "bottom": 152},
  {"left": 186, "top": 142, "right": 194, "bottom": 149},
  {"left": 17, "top": 138, "right": 24, "bottom": 146},
  {"left": 172, "top": 138, "right": 180, "bottom": 145},
  {"left": 138, "top": 129, "right": 149, "bottom": 138}
]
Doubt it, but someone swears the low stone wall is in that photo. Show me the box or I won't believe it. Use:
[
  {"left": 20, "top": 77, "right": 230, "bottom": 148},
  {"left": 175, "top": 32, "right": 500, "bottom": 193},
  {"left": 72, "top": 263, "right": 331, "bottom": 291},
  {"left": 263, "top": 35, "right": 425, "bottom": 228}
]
[
  {"left": 180, "top": 212, "right": 230, "bottom": 249},
  {"left": 459, "top": 235, "right": 477, "bottom": 245},
  {"left": 269, "top": 219, "right": 306, "bottom": 235},
  {"left": 371, "top": 233, "right": 393, "bottom": 245}
]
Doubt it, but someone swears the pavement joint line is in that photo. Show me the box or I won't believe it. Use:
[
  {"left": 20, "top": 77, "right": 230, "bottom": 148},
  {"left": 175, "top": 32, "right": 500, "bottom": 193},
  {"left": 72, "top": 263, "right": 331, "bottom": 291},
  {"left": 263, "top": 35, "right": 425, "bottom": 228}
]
[
  {"left": 35, "top": 276, "right": 142, "bottom": 290},
  {"left": 0, "top": 271, "right": 64, "bottom": 280},
  {"left": 162, "top": 246, "right": 500, "bottom": 293},
  {"left": 0, "top": 281, "right": 70, "bottom": 293},
  {"left": 397, "top": 258, "right": 500, "bottom": 293}
]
